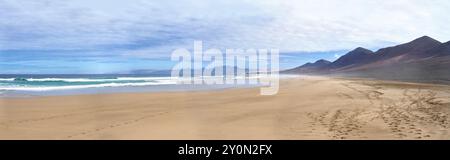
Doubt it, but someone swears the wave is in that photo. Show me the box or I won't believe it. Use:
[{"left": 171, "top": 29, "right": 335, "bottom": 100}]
[
  {"left": 0, "top": 80, "right": 177, "bottom": 91},
  {"left": 0, "top": 78, "right": 15, "bottom": 81},
  {"left": 0, "top": 76, "right": 265, "bottom": 92},
  {"left": 0, "top": 77, "right": 173, "bottom": 82}
]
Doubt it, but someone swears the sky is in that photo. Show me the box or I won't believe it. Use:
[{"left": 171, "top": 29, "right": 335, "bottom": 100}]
[{"left": 1, "top": 0, "right": 450, "bottom": 74}]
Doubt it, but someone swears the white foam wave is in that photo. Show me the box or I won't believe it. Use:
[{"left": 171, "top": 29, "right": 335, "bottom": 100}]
[
  {"left": 116, "top": 77, "right": 172, "bottom": 81},
  {"left": 0, "top": 80, "right": 176, "bottom": 91},
  {"left": 0, "top": 78, "right": 15, "bottom": 81},
  {"left": 26, "top": 78, "right": 108, "bottom": 82},
  {"left": 0, "top": 77, "right": 173, "bottom": 82}
]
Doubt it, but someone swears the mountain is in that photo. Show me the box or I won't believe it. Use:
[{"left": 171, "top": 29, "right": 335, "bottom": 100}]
[
  {"left": 427, "top": 41, "right": 450, "bottom": 57},
  {"left": 283, "top": 36, "right": 450, "bottom": 84},
  {"left": 283, "top": 59, "right": 331, "bottom": 74},
  {"left": 303, "top": 59, "right": 332, "bottom": 68},
  {"left": 328, "top": 47, "right": 374, "bottom": 70},
  {"left": 339, "top": 36, "right": 444, "bottom": 72},
  {"left": 370, "top": 36, "right": 441, "bottom": 63}
]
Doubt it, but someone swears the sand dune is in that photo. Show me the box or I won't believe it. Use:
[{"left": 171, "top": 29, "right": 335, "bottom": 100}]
[{"left": 1, "top": 76, "right": 449, "bottom": 139}]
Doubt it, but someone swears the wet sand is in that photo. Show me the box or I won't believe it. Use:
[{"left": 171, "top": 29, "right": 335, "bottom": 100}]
[{"left": 1, "top": 76, "right": 449, "bottom": 139}]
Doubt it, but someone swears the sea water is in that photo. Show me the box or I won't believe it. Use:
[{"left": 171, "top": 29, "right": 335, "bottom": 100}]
[{"left": 0, "top": 74, "right": 266, "bottom": 97}]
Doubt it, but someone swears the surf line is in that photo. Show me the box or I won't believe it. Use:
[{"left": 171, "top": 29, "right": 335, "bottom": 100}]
[{"left": 178, "top": 144, "right": 213, "bottom": 158}]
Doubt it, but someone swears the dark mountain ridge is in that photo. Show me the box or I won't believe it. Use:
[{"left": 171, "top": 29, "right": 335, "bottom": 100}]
[
  {"left": 283, "top": 59, "right": 331, "bottom": 74},
  {"left": 283, "top": 36, "right": 450, "bottom": 84},
  {"left": 328, "top": 47, "right": 374, "bottom": 70}
]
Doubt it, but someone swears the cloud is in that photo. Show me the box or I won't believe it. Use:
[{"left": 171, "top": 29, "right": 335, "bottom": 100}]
[
  {"left": 2, "top": 0, "right": 450, "bottom": 52},
  {"left": 1, "top": 0, "right": 450, "bottom": 73}
]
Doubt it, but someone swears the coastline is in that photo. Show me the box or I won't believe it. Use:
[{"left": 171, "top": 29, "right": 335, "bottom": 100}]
[
  {"left": 0, "top": 74, "right": 299, "bottom": 97},
  {"left": 1, "top": 76, "right": 449, "bottom": 140},
  {"left": 0, "top": 83, "right": 262, "bottom": 98}
]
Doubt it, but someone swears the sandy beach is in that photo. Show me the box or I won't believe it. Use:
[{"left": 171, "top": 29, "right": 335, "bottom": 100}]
[{"left": 1, "top": 76, "right": 449, "bottom": 140}]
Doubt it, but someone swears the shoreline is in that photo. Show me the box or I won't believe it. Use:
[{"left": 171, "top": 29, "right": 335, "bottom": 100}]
[
  {"left": 2, "top": 74, "right": 447, "bottom": 99},
  {"left": 0, "top": 74, "right": 300, "bottom": 98},
  {"left": 0, "top": 83, "right": 262, "bottom": 99}
]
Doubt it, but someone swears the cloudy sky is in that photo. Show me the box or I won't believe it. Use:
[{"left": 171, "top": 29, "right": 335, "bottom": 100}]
[{"left": 1, "top": 0, "right": 450, "bottom": 74}]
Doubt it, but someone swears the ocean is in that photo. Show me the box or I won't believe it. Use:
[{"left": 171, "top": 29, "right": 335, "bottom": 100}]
[
  {"left": 0, "top": 74, "right": 264, "bottom": 97},
  {"left": 0, "top": 74, "right": 176, "bottom": 91}
]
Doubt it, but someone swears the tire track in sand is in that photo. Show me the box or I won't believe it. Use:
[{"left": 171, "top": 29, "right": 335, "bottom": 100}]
[{"left": 66, "top": 111, "right": 169, "bottom": 139}]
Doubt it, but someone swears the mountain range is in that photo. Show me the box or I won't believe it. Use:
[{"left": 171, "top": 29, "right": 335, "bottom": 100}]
[{"left": 283, "top": 36, "right": 450, "bottom": 84}]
